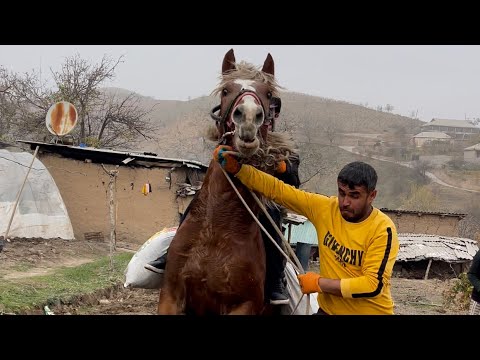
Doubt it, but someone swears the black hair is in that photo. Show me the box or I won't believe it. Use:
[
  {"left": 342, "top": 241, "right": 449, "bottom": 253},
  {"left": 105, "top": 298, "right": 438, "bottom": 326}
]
[{"left": 337, "top": 161, "right": 377, "bottom": 192}]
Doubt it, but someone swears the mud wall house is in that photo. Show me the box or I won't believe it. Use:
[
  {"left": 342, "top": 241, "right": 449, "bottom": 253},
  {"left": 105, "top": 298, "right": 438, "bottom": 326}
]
[
  {"left": 380, "top": 209, "right": 466, "bottom": 237},
  {"left": 464, "top": 143, "right": 480, "bottom": 163},
  {"left": 18, "top": 140, "right": 208, "bottom": 246}
]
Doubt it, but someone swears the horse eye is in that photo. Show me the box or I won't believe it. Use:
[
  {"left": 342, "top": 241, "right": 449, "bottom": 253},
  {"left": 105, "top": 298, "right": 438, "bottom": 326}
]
[{"left": 222, "top": 89, "right": 228, "bottom": 97}]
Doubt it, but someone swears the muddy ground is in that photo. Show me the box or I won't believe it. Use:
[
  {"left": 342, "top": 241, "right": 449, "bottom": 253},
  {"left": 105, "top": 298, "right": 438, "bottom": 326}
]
[{"left": 0, "top": 238, "right": 468, "bottom": 315}]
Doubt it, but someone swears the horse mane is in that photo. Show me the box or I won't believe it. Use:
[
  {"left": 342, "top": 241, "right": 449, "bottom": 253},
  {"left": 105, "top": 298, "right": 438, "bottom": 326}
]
[
  {"left": 211, "top": 61, "right": 284, "bottom": 97},
  {"left": 204, "top": 123, "right": 298, "bottom": 213}
]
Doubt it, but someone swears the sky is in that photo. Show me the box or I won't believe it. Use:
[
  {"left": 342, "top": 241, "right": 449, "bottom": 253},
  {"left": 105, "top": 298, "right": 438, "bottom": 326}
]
[{"left": 0, "top": 45, "right": 479, "bottom": 123}]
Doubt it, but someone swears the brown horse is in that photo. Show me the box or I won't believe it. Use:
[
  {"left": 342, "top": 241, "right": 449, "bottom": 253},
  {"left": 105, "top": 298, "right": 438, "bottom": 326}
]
[{"left": 157, "top": 49, "right": 289, "bottom": 315}]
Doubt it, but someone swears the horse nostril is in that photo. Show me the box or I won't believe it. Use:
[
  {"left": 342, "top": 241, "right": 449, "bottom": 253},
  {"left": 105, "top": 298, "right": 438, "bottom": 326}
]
[{"left": 239, "top": 135, "right": 255, "bottom": 143}]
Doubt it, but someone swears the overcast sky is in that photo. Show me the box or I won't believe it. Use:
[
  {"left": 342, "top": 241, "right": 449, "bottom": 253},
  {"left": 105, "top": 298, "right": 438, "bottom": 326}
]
[{"left": 1, "top": 45, "right": 479, "bottom": 123}]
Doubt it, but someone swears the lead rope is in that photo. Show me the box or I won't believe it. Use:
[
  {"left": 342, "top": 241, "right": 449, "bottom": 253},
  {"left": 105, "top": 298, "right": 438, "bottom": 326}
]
[{"left": 219, "top": 166, "right": 312, "bottom": 315}]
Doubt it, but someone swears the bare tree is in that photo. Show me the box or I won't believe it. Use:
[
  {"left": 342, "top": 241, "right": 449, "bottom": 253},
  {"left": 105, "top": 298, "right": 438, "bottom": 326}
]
[
  {"left": 51, "top": 53, "right": 124, "bottom": 142},
  {"left": 384, "top": 104, "right": 394, "bottom": 113},
  {"left": 85, "top": 92, "right": 158, "bottom": 148},
  {"left": 401, "top": 183, "right": 439, "bottom": 211},
  {"left": 0, "top": 54, "right": 159, "bottom": 148},
  {"left": 412, "top": 160, "right": 432, "bottom": 184},
  {"left": 324, "top": 124, "right": 337, "bottom": 146}
]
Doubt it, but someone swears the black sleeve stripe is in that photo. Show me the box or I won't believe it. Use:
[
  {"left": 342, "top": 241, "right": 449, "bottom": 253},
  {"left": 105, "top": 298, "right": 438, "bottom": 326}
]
[{"left": 352, "top": 227, "right": 392, "bottom": 298}]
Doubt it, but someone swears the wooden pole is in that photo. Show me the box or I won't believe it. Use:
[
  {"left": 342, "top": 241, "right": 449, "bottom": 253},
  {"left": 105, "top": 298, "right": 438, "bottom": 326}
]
[
  {"left": 102, "top": 164, "right": 119, "bottom": 270},
  {"left": 4, "top": 146, "right": 40, "bottom": 242},
  {"left": 424, "top": 258, "right": 433, "bottom": 280}
]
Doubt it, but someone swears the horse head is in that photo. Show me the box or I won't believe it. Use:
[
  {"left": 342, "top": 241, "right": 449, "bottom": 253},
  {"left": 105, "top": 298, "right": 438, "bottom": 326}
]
[{"left": 210, "top": 49, "right": 279, "bottom": 158}]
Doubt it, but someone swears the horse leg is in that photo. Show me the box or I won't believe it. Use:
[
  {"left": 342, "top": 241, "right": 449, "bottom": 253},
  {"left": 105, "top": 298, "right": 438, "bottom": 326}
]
[
  {"left": 227, "top": 301, "right": 256, "bottom": 315},
  {"left": 157, "top": 289, "right": 180, "bottom": 315}
]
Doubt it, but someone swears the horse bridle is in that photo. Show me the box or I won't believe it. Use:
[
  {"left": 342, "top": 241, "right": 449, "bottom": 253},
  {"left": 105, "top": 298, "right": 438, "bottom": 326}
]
[{"left": 210, "top": 89, "right": 277, "bottom": 144}]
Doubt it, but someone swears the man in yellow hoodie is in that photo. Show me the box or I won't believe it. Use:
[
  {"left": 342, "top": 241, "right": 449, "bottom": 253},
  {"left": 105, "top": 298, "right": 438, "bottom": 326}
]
[{"left": 214, "top": 146, "right": 400, "bottom": 315}]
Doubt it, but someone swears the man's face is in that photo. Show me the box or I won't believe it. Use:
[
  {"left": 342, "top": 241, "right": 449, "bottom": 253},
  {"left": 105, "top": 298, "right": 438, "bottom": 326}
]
[{"left": 337, "top": 181, "right": 377, "bottom": 223}]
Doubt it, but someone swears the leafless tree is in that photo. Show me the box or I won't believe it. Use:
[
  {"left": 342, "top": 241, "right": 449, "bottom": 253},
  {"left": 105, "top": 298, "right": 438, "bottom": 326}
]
[
  {"left": 0, "top": 53, "right": 159, "bottom": 148},
  {"left": 84, "top": 92, "right": 158, "bottom": 148},
  {"left": 324, "top": 124, "right": 337, "bottom": 146},
  {"left": 384, "top": 104, "right": 394, "bottom": 113}
]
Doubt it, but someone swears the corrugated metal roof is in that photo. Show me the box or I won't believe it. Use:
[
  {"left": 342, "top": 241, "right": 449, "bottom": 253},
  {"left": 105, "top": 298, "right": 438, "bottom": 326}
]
[
  {"left": 464, "top": 143, "right": 480, "bottom": 151},
  {"left": 16, "top": 140, "right": 209, "bottom": 170},
  {"left": 412, "top": 131, "right": 451, "bottom": 139},
  {"left": 422, "top": 118, "right": 478, "bottom": 128},
  {"left": 286, "top": 220, "right": 318, "bottom": 245},
  {"left": 397, "top": 233, "right": 478, "bottom": 263}
]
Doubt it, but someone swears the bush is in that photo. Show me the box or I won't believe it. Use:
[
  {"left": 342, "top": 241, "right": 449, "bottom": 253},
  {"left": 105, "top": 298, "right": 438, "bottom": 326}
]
[{"left": 443, "top": 272, "right": 473, "bottom": 311}]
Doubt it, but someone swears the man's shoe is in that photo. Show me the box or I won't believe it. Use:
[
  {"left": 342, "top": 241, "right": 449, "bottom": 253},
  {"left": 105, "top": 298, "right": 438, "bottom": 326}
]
[
  {"left": 269, "top": 279, "right": 290, "bottom": 305},
  {"left": 144, "top": 255, "right": 167, "bottom": 274},
  {"left": 144, "top": 262, "right": 165, "bottom": 274}
]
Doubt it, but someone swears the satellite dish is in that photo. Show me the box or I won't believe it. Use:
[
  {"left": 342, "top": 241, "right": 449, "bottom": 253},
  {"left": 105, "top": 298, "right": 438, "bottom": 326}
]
[{"left": 45, "top": 101, "right": 78, "bottom": 136}]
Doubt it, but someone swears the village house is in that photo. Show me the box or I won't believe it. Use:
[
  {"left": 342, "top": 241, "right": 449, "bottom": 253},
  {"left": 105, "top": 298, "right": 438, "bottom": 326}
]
[
  {"left": 411, "top": 131, "right": 452, "bottom": 147},
  {"left": 18, "top": 140, "right": 208, "bottom": 246},
  {"left": 463, "top": 143, "right": 480, "bottom": 163},
  {"left": 421, "top": 118, "right": 480, "bottom": 139}
]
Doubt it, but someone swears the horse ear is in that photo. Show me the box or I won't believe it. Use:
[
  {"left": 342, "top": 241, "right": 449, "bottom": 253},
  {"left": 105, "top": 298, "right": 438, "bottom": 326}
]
[
  {"left": 261, "top": 53, "right": 274, "bottom": 76},
  {"left": 222, "top": 48, "right": 236, "bottom": 74}
]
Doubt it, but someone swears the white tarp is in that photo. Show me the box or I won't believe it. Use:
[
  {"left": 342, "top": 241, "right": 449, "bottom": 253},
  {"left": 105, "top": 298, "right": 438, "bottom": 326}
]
[
  {"left": 284, "top": 262, "right": 319, "bottom": 315},
  {"left": 0, "top": 147, "right": 74, "bottom": 240}
]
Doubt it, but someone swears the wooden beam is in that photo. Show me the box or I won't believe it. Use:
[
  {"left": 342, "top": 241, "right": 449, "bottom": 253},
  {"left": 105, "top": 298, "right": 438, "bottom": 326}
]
[{"left": 424, "top": 259, "right": 433, "bottom": 280}]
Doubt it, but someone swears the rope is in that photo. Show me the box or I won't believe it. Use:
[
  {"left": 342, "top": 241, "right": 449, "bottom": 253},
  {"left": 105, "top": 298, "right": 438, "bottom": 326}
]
[{"left": 219, "top": 166, "right": 312, "bottom": 315}]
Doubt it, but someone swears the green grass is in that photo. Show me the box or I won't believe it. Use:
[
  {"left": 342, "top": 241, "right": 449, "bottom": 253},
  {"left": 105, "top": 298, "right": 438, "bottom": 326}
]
[
  {"left": 0, "top": 252, "right": 133, "bottom": 314},
  {"left": 11, "top": 261, "right": 35, "bottom": 272}
]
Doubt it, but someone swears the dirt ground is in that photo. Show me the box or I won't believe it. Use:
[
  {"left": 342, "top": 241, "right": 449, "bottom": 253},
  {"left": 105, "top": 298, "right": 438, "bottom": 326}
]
[{"left": 0, "top": 238, "right": 468, "bottom": 315}]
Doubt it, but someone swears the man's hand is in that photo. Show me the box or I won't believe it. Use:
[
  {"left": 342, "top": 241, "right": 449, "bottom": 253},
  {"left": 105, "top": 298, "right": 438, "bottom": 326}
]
[
  {"left": 213, "top": 145, "right": 241, "bottom": 175},
  {"left": 297, "top": 272, "right": 322, "bottom": 294},
  {"left": 275, "top": 160, "right": 287, "bottom": 174}
]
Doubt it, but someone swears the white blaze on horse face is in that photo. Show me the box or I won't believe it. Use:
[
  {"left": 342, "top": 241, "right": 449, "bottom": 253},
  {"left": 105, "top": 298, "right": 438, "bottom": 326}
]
[
  {"left": 233, "top": 79, "right": 256, "bottom": 92},
  {"left": 232, "top": 94, "right": 264, "bottom": 128}
]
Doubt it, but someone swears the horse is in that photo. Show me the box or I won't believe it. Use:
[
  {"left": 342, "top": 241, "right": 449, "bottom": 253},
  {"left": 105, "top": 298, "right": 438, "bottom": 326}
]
[{"left": 157, "top": 48, "right": 293, "bottom": 315}]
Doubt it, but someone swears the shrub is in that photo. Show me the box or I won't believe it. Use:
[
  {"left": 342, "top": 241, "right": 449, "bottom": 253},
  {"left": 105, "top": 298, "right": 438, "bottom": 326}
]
[{"left": 443, "top": 272, "right": 473, "bottom": 311}]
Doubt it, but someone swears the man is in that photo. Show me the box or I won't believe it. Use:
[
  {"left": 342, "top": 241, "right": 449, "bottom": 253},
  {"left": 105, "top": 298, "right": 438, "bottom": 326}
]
[
  {"left": 145, "top": 97, "right": 298, "bottom": 306},
  {"left": 214, "top": 149, "right": 399, "bottom": 315},
  {"left": 467, "top": 249, "right": 480, "bottom": 315}
]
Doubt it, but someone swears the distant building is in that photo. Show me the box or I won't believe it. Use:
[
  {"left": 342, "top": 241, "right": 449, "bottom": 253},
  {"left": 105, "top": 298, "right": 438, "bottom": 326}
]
[
  {"left": 411, "top": 131, "right": 451, "bottom": 147},
  {"left": 464, "top": 143, "right": 480, "bottom": 163},
  {"left": 421, "top": 118, "right": 480, "bottom": 139}
]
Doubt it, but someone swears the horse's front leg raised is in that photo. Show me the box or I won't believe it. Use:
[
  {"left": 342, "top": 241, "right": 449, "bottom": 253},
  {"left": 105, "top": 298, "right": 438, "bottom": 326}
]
[{"left": 157, "top": 288, "right": 181, "bottom": 315}]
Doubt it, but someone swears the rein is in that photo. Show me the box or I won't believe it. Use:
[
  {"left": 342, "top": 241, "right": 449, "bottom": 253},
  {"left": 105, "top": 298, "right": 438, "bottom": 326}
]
[{"left": 218, "top": 165, "right": 313, "bottom": 315}]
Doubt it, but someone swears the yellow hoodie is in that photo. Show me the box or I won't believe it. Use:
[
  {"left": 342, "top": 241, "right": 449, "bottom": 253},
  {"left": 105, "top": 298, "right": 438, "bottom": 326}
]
[{"left": 236, "top": 164, "right": 399, "bottom": 315}]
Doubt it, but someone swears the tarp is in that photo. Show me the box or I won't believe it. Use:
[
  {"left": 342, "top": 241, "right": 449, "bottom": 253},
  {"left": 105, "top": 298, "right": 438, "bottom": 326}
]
[{"left": 0, "top": 147, "right": 74, "bottom": 240}]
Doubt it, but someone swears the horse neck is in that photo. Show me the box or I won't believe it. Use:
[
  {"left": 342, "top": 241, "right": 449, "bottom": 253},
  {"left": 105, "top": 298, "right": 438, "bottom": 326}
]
[{"left": 195, "top": 160, "right": 260, "bottom": 220}]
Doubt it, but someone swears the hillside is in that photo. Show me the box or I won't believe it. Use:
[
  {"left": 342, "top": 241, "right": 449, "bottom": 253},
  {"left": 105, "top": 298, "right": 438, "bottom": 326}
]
[{"left": 98, "top": 87, "right": 480, "bottom": 215}]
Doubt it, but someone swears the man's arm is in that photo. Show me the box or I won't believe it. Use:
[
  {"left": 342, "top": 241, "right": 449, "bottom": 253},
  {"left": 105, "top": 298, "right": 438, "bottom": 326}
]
[
  {"left": 468, "top": 250, "right": 480, "bottom": 292},
  {"left": 340, "top": 226, "right": 399, "bottom": 298},
  {"left": 235, "top": 164, "right": 325, "bottom": 223}
]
